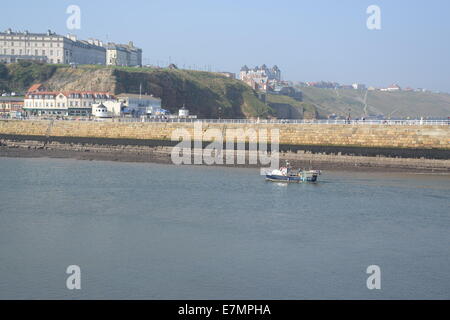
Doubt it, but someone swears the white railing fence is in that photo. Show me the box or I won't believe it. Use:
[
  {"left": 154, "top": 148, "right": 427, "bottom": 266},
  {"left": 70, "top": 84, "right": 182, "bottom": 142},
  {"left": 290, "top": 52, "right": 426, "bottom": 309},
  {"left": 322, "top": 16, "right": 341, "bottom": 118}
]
[{"left": 1, "top": 117, "right": 449, "bottom": 126}]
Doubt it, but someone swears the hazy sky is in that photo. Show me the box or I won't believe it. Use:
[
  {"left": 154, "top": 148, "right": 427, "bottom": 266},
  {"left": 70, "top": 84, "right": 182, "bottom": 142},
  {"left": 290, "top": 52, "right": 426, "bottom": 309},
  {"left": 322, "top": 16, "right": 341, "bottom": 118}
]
[{"left": 2, "top": 0, "right": 450, "bottom": 92}]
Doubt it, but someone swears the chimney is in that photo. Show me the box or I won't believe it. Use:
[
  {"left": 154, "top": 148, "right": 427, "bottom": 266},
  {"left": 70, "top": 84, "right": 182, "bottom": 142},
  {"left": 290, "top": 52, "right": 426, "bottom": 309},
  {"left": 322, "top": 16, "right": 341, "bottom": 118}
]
[{"left": 67, "top": 34, "right": 77, "bottom": 41}]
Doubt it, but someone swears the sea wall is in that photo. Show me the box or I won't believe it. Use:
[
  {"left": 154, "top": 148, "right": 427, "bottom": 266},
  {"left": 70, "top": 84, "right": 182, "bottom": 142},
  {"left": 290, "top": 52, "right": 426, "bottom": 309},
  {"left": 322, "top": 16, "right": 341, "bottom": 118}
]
[
  {"left": 2, "top": 139, "right": 450, "bottom": 172},
  {"left": 0, "top": 120, "right": 448, "bottom": 150}
]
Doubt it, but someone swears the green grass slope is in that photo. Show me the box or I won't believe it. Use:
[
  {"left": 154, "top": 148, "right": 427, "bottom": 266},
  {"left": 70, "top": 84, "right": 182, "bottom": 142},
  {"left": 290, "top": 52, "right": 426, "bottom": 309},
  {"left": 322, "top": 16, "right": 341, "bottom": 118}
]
[
  {"left": 300, "top": 87, "right": 450, "bottom": 118},
  {"left": 266, "top": 94, "right": 317, "bottom": 119},
  {"left": 0, "top": 61, "right": 57, "bottom": 92}
]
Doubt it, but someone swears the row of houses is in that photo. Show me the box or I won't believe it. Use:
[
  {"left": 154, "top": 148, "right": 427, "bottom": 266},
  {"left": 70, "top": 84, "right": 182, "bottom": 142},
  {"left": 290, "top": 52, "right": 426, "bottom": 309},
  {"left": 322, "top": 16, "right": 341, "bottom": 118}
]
[
  {"left": 0, "top": 96, "right": 23, "bottom": 117},
  {"left": 0, "top": 29, "right": 142, "bottom": 67},
  {"left": 300, "top": 81, "right": 424, "bottom": 93},
  {"left": 1, "top": 84, "right": 163, "bottom": 118},
  {"left": 239, "top": 64, "right": 303, "bottom": 101}
]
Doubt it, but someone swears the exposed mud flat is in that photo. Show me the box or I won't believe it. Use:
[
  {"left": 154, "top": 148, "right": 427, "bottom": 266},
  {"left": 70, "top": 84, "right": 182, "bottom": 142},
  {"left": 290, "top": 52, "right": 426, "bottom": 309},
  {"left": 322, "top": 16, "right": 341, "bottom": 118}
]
[{"left": 1, "top": 138, "right": 449, "bottom": 174}]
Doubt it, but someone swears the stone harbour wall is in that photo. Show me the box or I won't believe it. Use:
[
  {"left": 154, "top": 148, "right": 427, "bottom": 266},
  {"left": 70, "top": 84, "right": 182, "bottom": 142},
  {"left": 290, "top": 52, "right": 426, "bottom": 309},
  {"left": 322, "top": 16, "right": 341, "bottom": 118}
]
[{"left": 0, "top": 120, "right": 449, "bottom": 150}]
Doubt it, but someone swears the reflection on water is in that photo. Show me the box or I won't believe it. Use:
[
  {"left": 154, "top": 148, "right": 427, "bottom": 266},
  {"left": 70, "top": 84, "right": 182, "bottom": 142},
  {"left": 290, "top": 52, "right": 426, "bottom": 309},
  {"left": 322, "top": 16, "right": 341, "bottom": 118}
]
[{"left": 0, "top": 157, "right": 449, "bottom": 299}]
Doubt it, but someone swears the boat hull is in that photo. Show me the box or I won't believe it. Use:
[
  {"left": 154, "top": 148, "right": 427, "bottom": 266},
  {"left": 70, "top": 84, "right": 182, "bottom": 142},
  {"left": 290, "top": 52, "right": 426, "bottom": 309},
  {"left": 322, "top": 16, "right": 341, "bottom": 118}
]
[{"left": 265, "top": 174, "right": 318, "bottom": 183}]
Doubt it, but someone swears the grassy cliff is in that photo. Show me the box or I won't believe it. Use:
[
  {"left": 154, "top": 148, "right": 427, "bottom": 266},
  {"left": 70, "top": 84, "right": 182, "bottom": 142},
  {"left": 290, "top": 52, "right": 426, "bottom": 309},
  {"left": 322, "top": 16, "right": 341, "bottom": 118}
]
[
  {"left": 0, "top": 61, "right": 58, "bottom": 92},
  {"left": 3, "top": 61, "right": 448, "bottom": 119},
  {"left": 300, "top": 86, "right": 450, "bottom": 119},
  {"left": 266, "top": 94, "right": 318, "bottom": 119},
  {"left": 0, "top": 62, "right": 272, "bottom": 119}
]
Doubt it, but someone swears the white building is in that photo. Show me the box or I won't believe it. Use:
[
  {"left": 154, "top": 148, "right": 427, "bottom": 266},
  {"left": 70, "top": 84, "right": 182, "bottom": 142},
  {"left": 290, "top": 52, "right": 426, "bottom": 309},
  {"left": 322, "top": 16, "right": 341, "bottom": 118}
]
[
  {"left": 116, "top": 93, "right": 162, "bottom": 115},
  {"left": 24, "top": 87, "right": 116, "bottom": 116},
  {"left": 97, "top": 100, "right": 123, "bottom": 116},
  {"left": 178, "top": 106, "right": 189, "bottom": 117},
  {"left": 106, "top": 42, "right": 142, "bottom": 67},
  {"left": 352, "top": 83, "right": 366, "bottom": 90},
  {"left": 239, "top": 64, "right": 281, "bottom": 92},
  {"left": 239, "top": 64, "right": 281, "bottom": 82},
  {"left": 0, "top": 29, "right": 105, "bottom": 65},
  {"left": 381, "top": 84, "right": 401, "bottom": 92},
  {"left": 92, "top": 103, "right": 110, "bottom": 118}
]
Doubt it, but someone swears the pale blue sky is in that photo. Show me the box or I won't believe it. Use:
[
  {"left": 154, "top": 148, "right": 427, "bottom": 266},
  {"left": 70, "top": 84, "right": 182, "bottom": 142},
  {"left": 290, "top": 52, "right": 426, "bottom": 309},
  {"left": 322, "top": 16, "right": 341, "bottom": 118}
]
[{"left": 2, "top": 0, "right": 450, "bottom": 92}]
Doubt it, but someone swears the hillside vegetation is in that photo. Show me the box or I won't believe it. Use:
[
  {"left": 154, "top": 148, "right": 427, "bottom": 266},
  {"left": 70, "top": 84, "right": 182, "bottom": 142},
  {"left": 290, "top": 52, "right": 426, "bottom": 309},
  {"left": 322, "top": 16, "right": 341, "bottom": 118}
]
[
  {"left": 300, "top": 87, "right": 450, "bottom": 119},
  {"left": 0, "top": 62, "right": 272, "bottom": 119},
  {"left": 0, "top": 61, "right": 57, "bottom": 92},
  {"left": 2, "top": 62, "right": 449, "bottom": 119},
  {"left": 266, "top": 94, "right": 318, "bottom": 119}
]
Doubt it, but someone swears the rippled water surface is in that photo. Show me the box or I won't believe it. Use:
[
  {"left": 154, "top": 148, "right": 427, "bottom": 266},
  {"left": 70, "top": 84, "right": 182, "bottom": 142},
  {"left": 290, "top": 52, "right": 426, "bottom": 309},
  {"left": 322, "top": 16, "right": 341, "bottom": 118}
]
[{"left": 0, "top": 157, "right": 449, "bottom": 299}]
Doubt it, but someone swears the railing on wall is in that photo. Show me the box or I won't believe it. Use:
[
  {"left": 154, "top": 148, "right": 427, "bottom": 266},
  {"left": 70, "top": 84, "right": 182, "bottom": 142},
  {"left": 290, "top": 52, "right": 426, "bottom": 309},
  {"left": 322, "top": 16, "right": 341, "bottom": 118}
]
[{"left": 1, "top": 117, "right": 449, "bottom": 126}]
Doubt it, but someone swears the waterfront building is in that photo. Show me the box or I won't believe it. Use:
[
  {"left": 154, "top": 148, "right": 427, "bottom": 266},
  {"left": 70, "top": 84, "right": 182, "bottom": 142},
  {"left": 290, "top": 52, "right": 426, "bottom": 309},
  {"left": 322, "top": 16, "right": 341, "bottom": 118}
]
[
  {"left": 116, "top": 93, "right": 162, "bottom": 115},
  {"left": 92, "top": 103, "right": 110, "bottom": 118},
  {"left": 0, "top": 96, "right": 24, "bottom": 116},
  {"left": 0, "top": 29, "right": 106, "bottom": 65},
  {"left": 97, "top": 100, "right": 123, "bottom": 116},
  {"left": 106, "top": 42, "right": 142, "bottom": 67},
  {"left": 24, "top": 87, "right": 116, "bottom": 116},
  {"left": 178, "top": 106, "right": 189, "bottom": 117}
]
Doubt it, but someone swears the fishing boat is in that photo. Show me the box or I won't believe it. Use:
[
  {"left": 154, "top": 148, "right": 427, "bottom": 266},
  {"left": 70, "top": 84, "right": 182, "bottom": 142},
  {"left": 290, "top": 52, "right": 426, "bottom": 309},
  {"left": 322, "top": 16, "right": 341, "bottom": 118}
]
[{"left": 265, "top": 161, "right": 321, "bottom": 183}]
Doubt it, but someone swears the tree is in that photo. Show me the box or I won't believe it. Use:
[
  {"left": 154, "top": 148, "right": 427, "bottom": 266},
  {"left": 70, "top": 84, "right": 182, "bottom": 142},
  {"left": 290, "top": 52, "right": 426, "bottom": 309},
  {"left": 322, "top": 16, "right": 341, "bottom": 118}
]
[{"left": 0, "top": 63, "right": 8, "bottom": 79}]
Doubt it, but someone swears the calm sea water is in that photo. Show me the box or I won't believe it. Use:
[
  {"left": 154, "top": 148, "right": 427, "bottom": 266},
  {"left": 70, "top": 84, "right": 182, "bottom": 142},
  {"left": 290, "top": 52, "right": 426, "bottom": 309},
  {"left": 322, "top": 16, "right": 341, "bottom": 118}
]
[{"left": 0, "top": 157, "right": 449, "bottom": 299}]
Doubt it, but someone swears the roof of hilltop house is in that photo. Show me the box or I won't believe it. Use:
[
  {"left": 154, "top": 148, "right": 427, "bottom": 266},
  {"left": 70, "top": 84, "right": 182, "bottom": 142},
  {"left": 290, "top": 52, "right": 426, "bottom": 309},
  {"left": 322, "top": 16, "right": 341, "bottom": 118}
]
[{"left": 27, "top": 84, "right": 45, "bottom": 93}]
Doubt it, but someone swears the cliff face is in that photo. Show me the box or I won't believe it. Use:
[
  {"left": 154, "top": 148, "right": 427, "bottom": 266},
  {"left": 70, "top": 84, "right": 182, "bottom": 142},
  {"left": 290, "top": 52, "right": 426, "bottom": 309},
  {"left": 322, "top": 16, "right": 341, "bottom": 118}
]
[
  {"left": 111, "top": 68, "right": 257, "bottom": 118},
  {"left": 43, "top": 67, "right": 117, "bottom": 93},
  {"left": 1, "top": 62, "right": 273, "bottom": 119}
]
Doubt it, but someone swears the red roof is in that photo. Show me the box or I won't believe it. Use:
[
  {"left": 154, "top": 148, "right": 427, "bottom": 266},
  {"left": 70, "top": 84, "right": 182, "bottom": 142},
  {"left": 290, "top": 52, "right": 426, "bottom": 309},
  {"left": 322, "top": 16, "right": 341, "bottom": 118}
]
[
  {"left": 26, "top": 91, "right": 114, "bottom": 98},
  {"left": 27, "top": 83, "right": 44, "bottom": 93}
]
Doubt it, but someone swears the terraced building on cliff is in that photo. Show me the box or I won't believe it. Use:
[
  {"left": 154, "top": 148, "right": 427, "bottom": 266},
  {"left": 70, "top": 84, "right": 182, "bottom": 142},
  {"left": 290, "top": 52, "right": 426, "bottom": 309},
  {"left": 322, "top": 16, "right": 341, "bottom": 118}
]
[
  {"left": 0, "top": 29, "right": 106, "bottom": 65},
  {"left": 106, "top": 42, "right": 142, "bottom": 67},
  {"left": 0, "top": 29, "right": 142, "bottom": 67}
]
